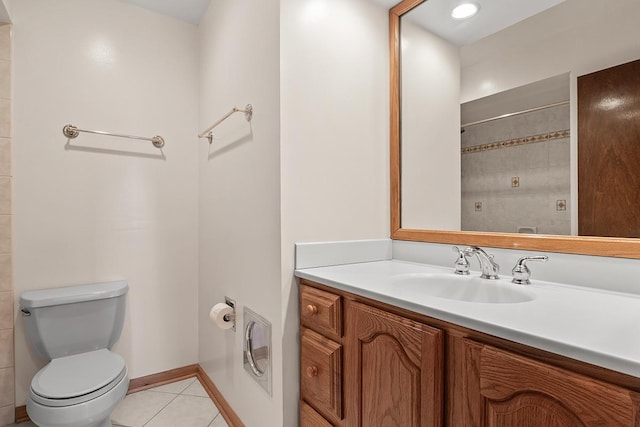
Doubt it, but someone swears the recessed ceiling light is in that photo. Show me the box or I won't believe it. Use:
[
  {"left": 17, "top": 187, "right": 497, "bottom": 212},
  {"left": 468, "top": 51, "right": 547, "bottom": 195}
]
[{"left": 451, "top": 2, "right": 480, "bottom": 20}]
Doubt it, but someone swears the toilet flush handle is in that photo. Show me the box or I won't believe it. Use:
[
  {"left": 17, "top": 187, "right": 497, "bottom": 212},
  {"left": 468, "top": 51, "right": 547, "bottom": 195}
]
[{"left": 21, "top": 308, "right": 31, "bottom": 316}]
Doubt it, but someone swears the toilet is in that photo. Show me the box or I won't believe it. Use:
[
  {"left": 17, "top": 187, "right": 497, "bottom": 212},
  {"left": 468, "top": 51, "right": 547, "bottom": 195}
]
[{"left": 20, "top": 281, "right": 130, "bottom": 427}]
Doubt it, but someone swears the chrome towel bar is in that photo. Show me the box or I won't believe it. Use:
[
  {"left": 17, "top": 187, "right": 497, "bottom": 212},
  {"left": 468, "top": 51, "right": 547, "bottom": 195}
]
[
  {"left": 63, "top": 124, "right": 165, "bottom": 148},
  {"left": 198, "top": 104, "right": 253, "bottom": 144}
]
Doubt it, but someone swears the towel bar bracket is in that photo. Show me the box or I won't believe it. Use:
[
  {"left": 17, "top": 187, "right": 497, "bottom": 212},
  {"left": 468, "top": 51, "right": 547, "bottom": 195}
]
[{"left": 198, "top": 104, "right": 253, "bottom": 144}]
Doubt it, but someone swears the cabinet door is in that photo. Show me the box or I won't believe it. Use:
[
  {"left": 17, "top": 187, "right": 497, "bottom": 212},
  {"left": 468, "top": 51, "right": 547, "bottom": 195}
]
[
  {"left": 300, "top": 401, "right": 334, "bottom": 427},
  {"left": 346, "top": 301, "right": 443, "bottom": 427},
  {"left": 463, "top": 339, "right": 640, "bottom": 427}
]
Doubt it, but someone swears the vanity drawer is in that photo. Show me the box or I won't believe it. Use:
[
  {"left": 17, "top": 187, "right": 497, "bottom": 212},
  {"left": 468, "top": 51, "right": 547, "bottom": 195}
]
[
  {"left": 300, "top": 401, "right": 334, "bottom": 427},
  {"left": 300, "top": 284, "right": 343, "bottom": 339},
  {"left": 301, "top": 327, "right": 343, "bottom": 420}
]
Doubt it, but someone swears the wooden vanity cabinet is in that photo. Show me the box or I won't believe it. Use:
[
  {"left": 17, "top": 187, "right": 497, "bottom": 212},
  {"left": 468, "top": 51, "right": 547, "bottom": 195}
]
[
  {"left": 300, "top": 282, "right": 444, "bottom": 427},
  {"left": 299, "top": 279, "right": 640, "bottom": 427}
]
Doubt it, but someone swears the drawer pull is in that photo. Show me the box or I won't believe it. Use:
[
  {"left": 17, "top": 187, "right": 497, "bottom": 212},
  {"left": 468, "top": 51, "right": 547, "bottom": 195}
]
[
  {"left": 306, "top": 304, "right": 318, "bottom": 316},
  {"left": 306, "top": 366, "right": 319, "bottom": 378}
]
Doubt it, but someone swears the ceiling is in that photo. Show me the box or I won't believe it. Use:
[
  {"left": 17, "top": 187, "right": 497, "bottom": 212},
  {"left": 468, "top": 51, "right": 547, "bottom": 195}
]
[
  {"left": 369, "top": 0, "right": 564, "bottom": 46},
  {"left": 119, "top": 0, "right": 211, "bottom": 25},
  {"left": 117, "top": 0, "right": 563, "bottom": 42}
]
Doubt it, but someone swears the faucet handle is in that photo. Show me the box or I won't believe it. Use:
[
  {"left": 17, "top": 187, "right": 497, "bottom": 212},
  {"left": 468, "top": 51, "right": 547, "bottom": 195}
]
[
  {"left": 452, "top": 246, "right": 471, "bottom": 275},
  {"left": 511, "top": 255, "right": 548, "bottom": 285}
]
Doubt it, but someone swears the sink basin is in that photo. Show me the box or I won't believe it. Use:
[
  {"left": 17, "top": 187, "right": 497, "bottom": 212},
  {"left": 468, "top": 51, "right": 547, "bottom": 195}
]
[{"left": 391, "top": 273, "right": 534, "bottom": 304}]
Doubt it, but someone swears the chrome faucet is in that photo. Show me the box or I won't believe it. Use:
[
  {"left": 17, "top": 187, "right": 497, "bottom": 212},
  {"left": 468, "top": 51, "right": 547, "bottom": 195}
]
[
  {"left": 452, "top": 246, "right": 471, "bottom": 275},
  {"left": 463, "top": 246, "right": 500, "bottom": 279},
  {"left": 511, "top": 255, "right": 548, "bottom": 285}
]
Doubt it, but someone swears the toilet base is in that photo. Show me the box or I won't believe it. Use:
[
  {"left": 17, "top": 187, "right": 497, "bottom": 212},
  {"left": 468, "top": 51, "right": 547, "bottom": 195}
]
[
  {"left": 93, "top": 418, "right": 113, "bottom": 427},
  {"left": 27, "top": 372, "right": 128, "bottom": 427},
  {"left": 29, "top": 416, "right": 113, "bottom": 427}
]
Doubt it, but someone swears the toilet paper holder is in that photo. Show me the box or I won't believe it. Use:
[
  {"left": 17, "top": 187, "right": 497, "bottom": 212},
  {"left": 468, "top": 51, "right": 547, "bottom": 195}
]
[{"left": 224, "top": 296, "right": 236, "bottom": 331}]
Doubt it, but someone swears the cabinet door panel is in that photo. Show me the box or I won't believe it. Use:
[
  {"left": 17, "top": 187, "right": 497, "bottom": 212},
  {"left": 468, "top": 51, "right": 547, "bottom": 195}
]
[
  {"left": 346, "top": 301, "right": 443, "bottom": 427},
  {"left": 485, "top": 393, "right": 585, "bottom": 427},
  {"left": 464, "top": 340, "right": 640, "bottom": 426},
  {"left": 300, "top": 401, "right": 334, "bottom": 427}
]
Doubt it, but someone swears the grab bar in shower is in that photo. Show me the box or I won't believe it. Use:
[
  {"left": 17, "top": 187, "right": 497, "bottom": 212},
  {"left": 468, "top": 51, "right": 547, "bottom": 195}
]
[
  {"left": 63, "top": 124, "right": 165, "bottom": 148},
  {"left": 198, "top": 104, "right": 253, "bottom": 144}
]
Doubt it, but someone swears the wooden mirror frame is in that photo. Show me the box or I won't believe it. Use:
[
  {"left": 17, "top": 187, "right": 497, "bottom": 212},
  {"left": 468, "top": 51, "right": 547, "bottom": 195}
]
[{"left": 389, "top": 0, "right": 640, "bottom": 259}]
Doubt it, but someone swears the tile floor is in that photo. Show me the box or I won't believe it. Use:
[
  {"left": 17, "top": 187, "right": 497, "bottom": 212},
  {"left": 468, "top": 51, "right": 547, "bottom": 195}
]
[{"left": 7, "top": 377, "right": 228, "bottom": 427}]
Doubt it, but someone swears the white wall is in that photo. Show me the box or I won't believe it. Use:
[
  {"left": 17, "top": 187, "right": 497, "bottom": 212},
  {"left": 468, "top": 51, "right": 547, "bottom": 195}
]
[
  {"left": 197, "top": 1, "right": 389, "bottom": 425},
  {"left": 280, "top": 0, "right": 389, "bottom": 425},
  {"left": 9, "top": 0, "right": 390, "bottom": 424},
  {"left": 197, "top": 1, "right": 283, "bottom": 426},
  {"left": 11, "top": 0, "right": 199, "bottom": 406},
  {"left": 400, "top": 20, "right": 460, "bottom": 230}
]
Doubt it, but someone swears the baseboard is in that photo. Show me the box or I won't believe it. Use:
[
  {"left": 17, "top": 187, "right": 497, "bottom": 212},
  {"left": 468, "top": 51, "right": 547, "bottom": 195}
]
[
  {"left": 14, "top": 363, "right": 244, "bottom": 427},
  {"left": 197, "top": 365, "right": 245, "bottom": 427},
  {"left": 127, "top": 364, "right": 199, "bottom": 394},
  {"left": 14, "top": 405, "right": 29, "bottom": 423}
]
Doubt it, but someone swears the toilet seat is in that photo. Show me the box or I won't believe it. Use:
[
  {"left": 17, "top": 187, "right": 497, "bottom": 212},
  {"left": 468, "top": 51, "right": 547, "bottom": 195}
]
[{"left": 30, "top": 349, "right": 126, "bottom": 407}]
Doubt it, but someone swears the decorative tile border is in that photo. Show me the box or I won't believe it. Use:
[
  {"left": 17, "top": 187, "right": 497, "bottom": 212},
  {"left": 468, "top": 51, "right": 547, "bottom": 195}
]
[{"left": 462, "top": 129, "right": 570, "bottom": 155}]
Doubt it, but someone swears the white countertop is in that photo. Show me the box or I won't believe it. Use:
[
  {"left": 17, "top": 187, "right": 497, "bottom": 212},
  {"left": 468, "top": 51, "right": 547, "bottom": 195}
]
[{"left": 295, "top": 259, "right": 640, "bottom": 378}]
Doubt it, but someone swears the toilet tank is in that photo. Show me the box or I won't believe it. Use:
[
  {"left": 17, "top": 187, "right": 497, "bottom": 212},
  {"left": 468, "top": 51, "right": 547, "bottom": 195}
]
[{"left": 20, "top": 281, "right": 128, "bottom": 361}]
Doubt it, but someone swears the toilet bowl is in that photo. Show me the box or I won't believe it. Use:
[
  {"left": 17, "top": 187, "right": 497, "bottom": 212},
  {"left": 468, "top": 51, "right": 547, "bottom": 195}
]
[
  {"left": 20, "top": 281, "right": 129, "bottom": 427},
  {"left": 27, "top": 349, "right": 129, "bottom": 427}
]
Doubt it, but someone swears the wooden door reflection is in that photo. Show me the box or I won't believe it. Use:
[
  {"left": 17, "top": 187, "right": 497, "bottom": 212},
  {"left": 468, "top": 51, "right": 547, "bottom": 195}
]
[{"left": 578, "top": 58, "right": 640, "bottom": 237}]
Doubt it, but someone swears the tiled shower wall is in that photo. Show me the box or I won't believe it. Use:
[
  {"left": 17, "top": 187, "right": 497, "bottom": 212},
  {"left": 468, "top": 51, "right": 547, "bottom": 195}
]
[
  {"left": 461, "top": 104, "right": 570, "bottom": 235},
  {"left": 0, "top": 23, "right": 13, "bottom": 427}
]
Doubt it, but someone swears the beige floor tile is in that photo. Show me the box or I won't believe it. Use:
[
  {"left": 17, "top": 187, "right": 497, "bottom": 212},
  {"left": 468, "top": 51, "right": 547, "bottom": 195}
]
[
  {"left": 0, "top": 367, "right": 14, "bottom": 407},
  {"left": 110, "top": 390, "right": 175, "bottom": 427},
  {"left": 182, "top": 379, "right": 209, "bottom": 397},
  {"left": 146, "top": 395, "right": 219, "bottom": 427},
  {"left": 0, "top": 215, "right": 10, "bottom": 254},
  {"left": 0, "top": 99, "right": 9, "bottom": 138},
  {"left": 0, "top": 138, "right": 9, "bottom": 177},
  {"left": 0, "top": 292, "right": 12, "bottom": 330},
  {"left": 0, "top": 177, "right": 10, "bottom": 215},
  {"left": 0, "top": 329, "right": 12, "bottom": 368},
  {"left": 208, "top": 414, "right": 229, "bottom": 427},
  {"left": 0, "top": 404, "right": 14, "bottom": 425},
  {"left": 148, "top": 377, "right": 196, "bottom": 394},
  {"left": 0, "top": 60, "right": 9, "bottom": 100},
  {"left": 0, "top": 253, "right": 11, "bottom": 292}
]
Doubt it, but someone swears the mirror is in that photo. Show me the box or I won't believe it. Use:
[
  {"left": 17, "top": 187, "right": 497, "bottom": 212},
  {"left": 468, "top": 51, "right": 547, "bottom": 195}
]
[
  {"left": 390, "top": 0, "right": 640, "bottom": 258},
  {"left": 459, "top": 74, "right": 571, "bottom": 235}
]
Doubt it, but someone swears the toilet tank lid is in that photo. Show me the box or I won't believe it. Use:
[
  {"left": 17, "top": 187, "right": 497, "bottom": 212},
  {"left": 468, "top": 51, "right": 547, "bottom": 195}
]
[{"left": 21, "top": 280, "right": 128, "bottom": 309}]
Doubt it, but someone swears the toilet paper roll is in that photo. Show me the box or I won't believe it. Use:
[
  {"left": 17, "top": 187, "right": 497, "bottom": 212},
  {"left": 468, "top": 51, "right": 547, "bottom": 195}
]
[{"left": 210, "top": 303, "right": 234, "bottom": 330}]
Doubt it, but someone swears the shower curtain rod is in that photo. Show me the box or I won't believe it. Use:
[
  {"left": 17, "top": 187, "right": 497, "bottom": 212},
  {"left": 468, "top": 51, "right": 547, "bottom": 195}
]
[
  {"left": 198, "top": 104, "right": 253, "bottom": 144},
  {"left": 461, "top": 100, "right": 569, "bottom": 129},
  {"left": 63, "top": 124, "right": 165, "bottom": 148}
]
